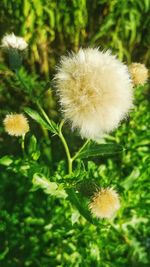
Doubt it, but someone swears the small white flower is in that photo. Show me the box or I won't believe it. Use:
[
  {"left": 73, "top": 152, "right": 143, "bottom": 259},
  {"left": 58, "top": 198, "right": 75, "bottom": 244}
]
[{"left": 1, "top": 33, "right": 28, "bottom": 51}]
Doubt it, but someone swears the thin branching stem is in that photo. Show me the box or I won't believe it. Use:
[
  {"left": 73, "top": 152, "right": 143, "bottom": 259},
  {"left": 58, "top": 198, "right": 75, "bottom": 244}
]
[
  {"left": 58, "top": 120, "right": 73, "bottom": 175},
  {"left": 15, "top": 69, "right": 80, "bottom": 175},
  {"left": 72, "top": 139, "right": 90, "bottom": 161},
  {"left": 36, "top": 101, "right": 57, "bottom": 133},
  {"left": 36, "top": 102, "right": 51, "bottom": 125},
  {"left": 21, "top": 134, "right": 25, "bottom": 157}
]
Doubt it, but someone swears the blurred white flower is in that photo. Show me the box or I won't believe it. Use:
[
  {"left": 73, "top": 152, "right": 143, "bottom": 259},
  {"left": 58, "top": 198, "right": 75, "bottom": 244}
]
[
  {"left": 1, "top": 33, "right": 28, "bottom": 51},
  {"left": 54, "top": 48, "right": 133, "bottom": 140},
  {"left": 129, "top": 62, "right": 148, "bottom": 86},
  {"left": 89, "top": 187, "right": 120, "bottom": 219}
]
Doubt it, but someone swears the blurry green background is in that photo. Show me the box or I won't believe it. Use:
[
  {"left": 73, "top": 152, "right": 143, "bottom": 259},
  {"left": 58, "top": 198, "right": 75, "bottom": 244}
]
[
  {"left": 0, "top": 0, "right": 150, "bottom": 267},
  {"left": 0, "top": 0, "right": 150, "bottom": 75}
]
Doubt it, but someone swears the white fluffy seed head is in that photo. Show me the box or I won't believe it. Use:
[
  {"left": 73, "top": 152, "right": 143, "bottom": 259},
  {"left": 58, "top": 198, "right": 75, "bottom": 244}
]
[
  {"left": 89, "top": 187, "right": 120, "bottom": 219},
  {"left": 128, "top": 62, "right": 148, "bottom": 86},
  {"left": 3, "top": 113, "right": 29, "bottom": 136},
  {"left": 54, "top": 48, "right": 133, "bottom": 140},
  {"left": 1, "top": 33, "right": 28, "bottom": 51}
]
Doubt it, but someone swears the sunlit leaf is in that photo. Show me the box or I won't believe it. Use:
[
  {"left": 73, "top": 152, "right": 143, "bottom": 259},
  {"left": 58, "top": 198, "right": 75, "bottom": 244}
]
[
  {"left": 24, "top": 107, "right": 58, "bottom": 134},
  {"left": 28, "top": 135, "right": 41, "bottom": 160},
  {"left": 121, "top": 168, "right": 140, "bottom": 190},
  {"left": 0, "top": 156, "right": 13, "bottom": 166},
  {"left": 32, "top": 173, "right": 67, "bottom": 198},
  {"left": 28, "top": 135, "right": 37, "bottom": 154},
  {"left": 71, "top": 210, "right": 80, "bottom": 225},
  {"left": 75, "top": 141, "right": 123, "bottom": 159}
]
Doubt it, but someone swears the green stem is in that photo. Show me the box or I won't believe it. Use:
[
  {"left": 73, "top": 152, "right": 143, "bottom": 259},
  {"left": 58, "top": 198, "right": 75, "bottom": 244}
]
[
  {"left": 15, "top": 70, "right": 73, "bottom": 175},
  {"left": 36, "top": 102, "right": 51, "bottom": 125},
  {"left": 21, "top": 134, "right": 25, "bottom": 157},
  {"left": 72, "top": 139, "right": 90, "bottom": 161},
  {"left": 36, "top": 101, "right": 56, "bottom": 134},
  {"left": 59, "top": 121, "right": 72, "bottom": 174}
]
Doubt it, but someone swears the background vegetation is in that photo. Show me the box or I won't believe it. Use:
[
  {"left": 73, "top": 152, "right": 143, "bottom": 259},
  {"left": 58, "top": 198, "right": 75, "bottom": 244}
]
[
  {"left": 0, "top": 0, "right": 150, "bottom": 266},
  {"left": 0, "top": 0, "right": 150, "bottom": 75}
]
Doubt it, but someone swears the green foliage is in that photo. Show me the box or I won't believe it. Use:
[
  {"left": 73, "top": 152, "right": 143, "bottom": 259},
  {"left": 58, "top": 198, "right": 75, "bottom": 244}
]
[
  {"left": 32, "top": 173, "right": 67, "bottom": 198},
  {"left": 0, "top": 0, "right": 149, "bottom": 266},
  {"left": 0, "top": 0, "right": 149, "bottom": 75},
  {"left": 73, "top": 141, "right": 123, "bottom": 159},
  {"left": 0, "top": 82, "right": 149, "bottom": 266},
  {"left": 0, "top": 155, "right": 13, "bottom": 166}
]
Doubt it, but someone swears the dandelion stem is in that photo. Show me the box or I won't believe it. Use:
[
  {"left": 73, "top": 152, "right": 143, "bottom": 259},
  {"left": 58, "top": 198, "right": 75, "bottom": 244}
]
[
  {"left": 16, "top": 69, "right": 74, "bottom": 174},
  {"left": 21, "top": 134, "right": 25, "bottom": 157},
  {"left": 72, "top": 139, "right": 90, "bottom": 161},
  {"left": 36, "top": 101, "right": 57, "bottom": 134},
  {"left": 58, "top": 121, "right": 72, "bottom": 174},
  {"left": 36, "top": 102, "right": 51, "bottom": 124}
]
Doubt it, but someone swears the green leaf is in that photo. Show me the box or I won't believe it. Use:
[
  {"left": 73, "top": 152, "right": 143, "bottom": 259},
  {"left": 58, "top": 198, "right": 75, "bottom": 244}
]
[
  {"left": 71, "top": 210, "right": 80, "bottom": 225},
  {"left": 32, "top": 173, "right": 67, "bottom": 198},
  {"left": 0, "top": 156, "right": 13, "bottom": 166},
  {"left": 33, "top": 173, "right": 58, "bottom": 194},
  {"left": 24, "top": 107, "right": 58, "bottom": 134},
  {"left": 75, "top": 141, "right": 123, "bottom": 159},
  {"left": 121, "top": 168, "right": 140, "bottom": 190},
  {"left": 32, "top": 151, "right": 41, "bottom": 161},
  {"left": 28, "top": 135, "right": 41, "bottom": 160},
  {"left": 23, "top": 0, "right": 31, "bottom": 17},
  {"left": 28, "top": 135, "right": 37, "bottom": 154},
  {"left": 54, "top": 184, "right": 68, "bottom": 199},
  {"left": 66, "top": 188, "right": 97, "bottom": 225}
]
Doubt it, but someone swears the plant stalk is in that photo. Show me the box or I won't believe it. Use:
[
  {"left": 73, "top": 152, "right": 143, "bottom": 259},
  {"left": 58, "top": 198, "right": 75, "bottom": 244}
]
[
  {"left": 21, "top": 134, "right": 25, "bottom": 157},
  {"left": 72, "top": 139, "right": 89, "bottom": 161},
  {"left": 59, "top": 121, "right": 72, "bottom": 174}
]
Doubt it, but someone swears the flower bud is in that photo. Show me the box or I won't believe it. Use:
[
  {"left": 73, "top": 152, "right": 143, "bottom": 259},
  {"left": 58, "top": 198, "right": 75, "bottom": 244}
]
[
  {"left": 3, "top": 113, "right": 29, "bottom": 137},
  {"left": 89, "top": 187, "right": 120, "bottom": 219}
]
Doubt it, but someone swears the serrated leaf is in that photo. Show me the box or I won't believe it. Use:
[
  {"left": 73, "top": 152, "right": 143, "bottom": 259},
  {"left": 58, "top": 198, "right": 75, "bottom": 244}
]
[
  {"left": 75, "top": 142, "right": 123, "bottom": 159},
  {"left": 32, "top": 173, "right": 67, "bottom": 198},
  {"left": 33, "top": 173, "right": 58, "bottom": 194},
  {"left": 55, "top": 185, "right": 67, "bottom": 199},
  {"left": 66, "top": 188, "right": 97, "bottom": 225},
  {"left": 24, "top": 107, "right": 58, "bottom": 134}
]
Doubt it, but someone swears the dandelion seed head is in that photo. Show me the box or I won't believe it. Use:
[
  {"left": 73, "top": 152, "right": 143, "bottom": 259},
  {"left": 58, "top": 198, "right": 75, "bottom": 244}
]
[
  {"left": 3, "top": 113, "right": 29, "bottom": 136},
  {"left": 1, "top": 33, "right": 28, "bottom": 51},
  {"left": 54, "top": 48, "right": 133, "bottom": 140},
  {"left": 89, "top": 187, "right": 120, "bottom": 219},
  {"left": 129, "top": 63, "right": 148, "bottom": 86}
]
